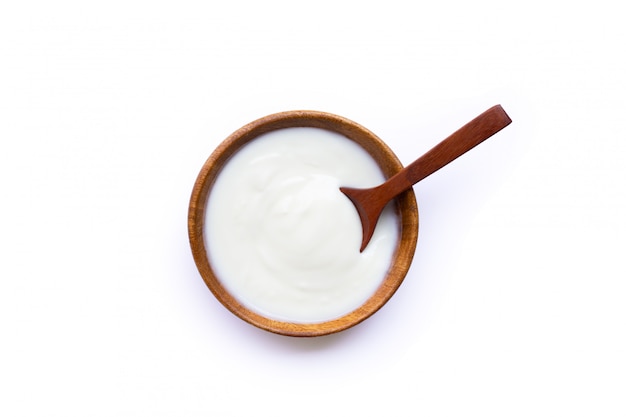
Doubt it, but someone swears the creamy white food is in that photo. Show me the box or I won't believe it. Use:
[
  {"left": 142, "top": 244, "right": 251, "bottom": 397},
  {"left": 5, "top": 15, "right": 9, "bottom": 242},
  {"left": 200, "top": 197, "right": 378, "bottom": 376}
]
[{"left": 205, "top": 127, "right": 399, "bottom": 323}]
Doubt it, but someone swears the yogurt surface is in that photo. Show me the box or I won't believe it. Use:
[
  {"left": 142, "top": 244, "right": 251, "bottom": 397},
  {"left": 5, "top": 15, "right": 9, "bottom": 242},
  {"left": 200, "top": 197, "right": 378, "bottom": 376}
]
[{"left": 205, "top": 127, "right": 399, "bottom": 323}]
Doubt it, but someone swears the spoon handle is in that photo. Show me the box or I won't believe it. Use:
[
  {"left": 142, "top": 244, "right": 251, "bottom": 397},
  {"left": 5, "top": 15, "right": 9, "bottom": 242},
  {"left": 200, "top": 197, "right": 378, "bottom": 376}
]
[{"left": 381, "top": 104, "right": 512, "bottom": 197}]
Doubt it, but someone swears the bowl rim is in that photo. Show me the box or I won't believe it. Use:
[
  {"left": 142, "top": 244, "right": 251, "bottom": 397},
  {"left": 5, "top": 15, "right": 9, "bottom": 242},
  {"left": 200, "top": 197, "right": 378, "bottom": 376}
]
[{"left": 188, "top": 110, "right": 418, "bottom": 337}]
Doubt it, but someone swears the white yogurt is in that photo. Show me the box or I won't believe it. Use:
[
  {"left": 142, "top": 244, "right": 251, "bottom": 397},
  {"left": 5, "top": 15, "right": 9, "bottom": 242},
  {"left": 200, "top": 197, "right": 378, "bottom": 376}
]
[{"left": 205, "top": 127, "right": 399, "bottom": 323}]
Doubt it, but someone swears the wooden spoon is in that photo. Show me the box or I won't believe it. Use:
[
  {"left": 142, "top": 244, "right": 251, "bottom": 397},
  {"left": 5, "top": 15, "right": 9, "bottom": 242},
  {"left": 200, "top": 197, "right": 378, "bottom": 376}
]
[{"left": 341, "top": 104, "right": 512, "bottom": 252}]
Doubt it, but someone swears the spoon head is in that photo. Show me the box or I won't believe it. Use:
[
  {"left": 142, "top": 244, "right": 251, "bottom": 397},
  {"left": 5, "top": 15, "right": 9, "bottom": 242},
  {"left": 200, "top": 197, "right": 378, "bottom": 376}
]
[{"left": 340, "top": 186, "right": 386, "bottom": 252}]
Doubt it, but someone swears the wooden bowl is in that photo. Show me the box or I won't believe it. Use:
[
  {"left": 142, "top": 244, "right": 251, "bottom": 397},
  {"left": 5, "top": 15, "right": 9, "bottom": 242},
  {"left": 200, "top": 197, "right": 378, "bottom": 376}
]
[{"left": 188, "top": 110, "right": 418, "bottom": 337}]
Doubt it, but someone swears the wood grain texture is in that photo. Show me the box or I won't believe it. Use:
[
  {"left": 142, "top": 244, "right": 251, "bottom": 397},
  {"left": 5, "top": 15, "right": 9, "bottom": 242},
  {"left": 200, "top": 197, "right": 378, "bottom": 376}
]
[
  {"left": 341, "top": 105, "right": 512, "bottom": 251},
  {"left": 188, "top": 110, "right": 419, "bottom": 337}
]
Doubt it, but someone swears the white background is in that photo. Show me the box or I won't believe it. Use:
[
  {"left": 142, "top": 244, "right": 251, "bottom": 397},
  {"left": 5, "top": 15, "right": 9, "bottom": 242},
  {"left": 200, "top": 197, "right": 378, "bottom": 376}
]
[{"left": 1, "top": 1, "right": 625, "bottom": 416}]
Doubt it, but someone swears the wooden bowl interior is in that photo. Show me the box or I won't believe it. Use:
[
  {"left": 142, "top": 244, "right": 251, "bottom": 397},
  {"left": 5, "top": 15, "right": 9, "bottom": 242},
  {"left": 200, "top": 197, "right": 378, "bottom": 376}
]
[{"left": 188, "top": 111, "right": 418, "bottom": 336}]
